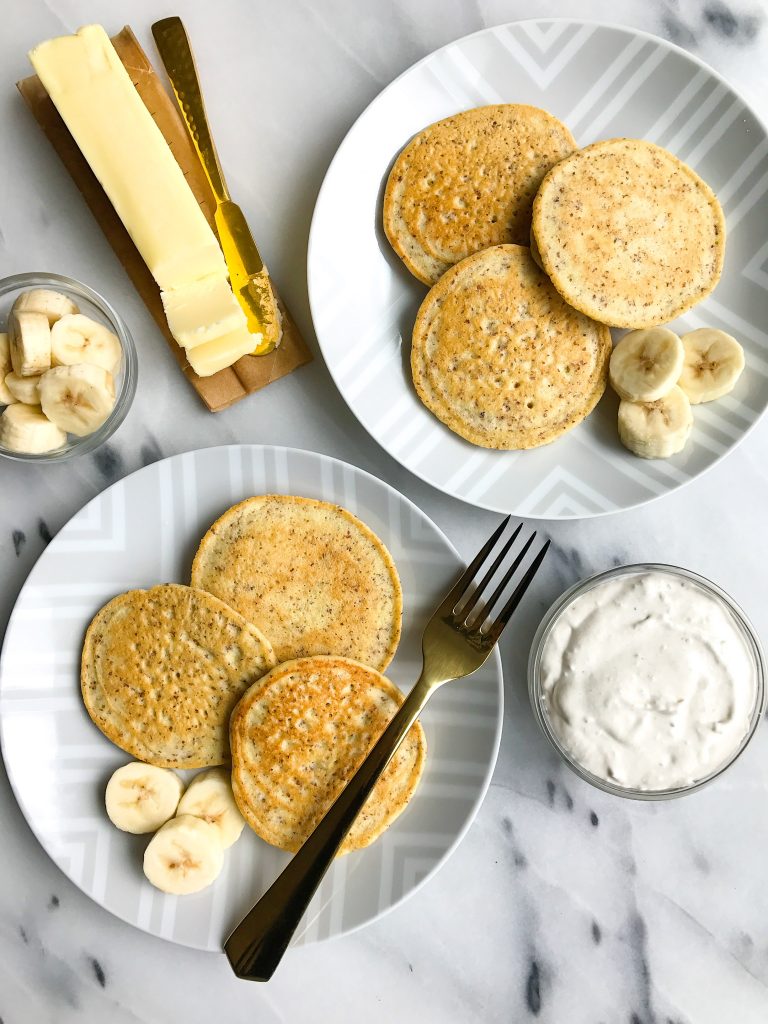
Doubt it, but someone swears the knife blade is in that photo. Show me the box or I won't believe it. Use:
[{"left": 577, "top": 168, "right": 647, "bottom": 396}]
[{"left": 152, "top": 16, "right": 281, "bottom": 355}]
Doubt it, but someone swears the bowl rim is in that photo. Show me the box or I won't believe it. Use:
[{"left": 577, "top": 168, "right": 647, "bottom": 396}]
[
  {"left": 527, "top": 562, "right": 767, "bottom": 801},
  {"left": 0, "top": 271, "right": 138, "bottom": 463}
]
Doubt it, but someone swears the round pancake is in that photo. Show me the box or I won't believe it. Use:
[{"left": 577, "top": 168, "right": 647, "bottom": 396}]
[
  {"left": 532, "top": 138, "right": 726, "bottom": 328},
  {"left": 384, "top": 104, "right": 576, "bottom": 285},
  {"left": 230, "top": 656, "right": 426, "bottom": 853},
  {"left": 411, "top": 244, "right": 612, "bottom": 449},
  {"left": 81, "top": 584, "right": 277, "bottom": 768},
  {"left": 190, "top": 496, "right": 402, "bottom": 670},
  {"left": 529, "top": 223, "right": 544, "bottom": 270}
]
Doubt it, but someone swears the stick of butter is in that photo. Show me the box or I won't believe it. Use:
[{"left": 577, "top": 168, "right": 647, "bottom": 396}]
[
  {"left": 161, "top": 277, "right": 247, "bottom": 351},
  {"left": 30, "top": 25, "right": 254, "bottom": 376},
  {"left": 30, "top": 25, "right": 227, "bottom": 292},
  {"left": 186, "top": 327, "right": 263, "bottom": 378}
]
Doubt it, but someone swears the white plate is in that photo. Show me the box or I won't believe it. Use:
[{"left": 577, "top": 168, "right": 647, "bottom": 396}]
[
  {"left": 308, "top": 20, "right": 768, "bottom": 518},
  {"left": 0, "top": 445, "right": 502, "bottom": 951}
]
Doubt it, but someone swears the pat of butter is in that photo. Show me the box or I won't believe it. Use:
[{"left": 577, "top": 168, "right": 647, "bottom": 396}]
[
  {"left": 186, "top": 327, "right": 262, "bottom": 378},
  {"left": 161, "top": 276, "right": 247, "bottom": 351},
  {"left": 30, "top": 26, "right": 227, "bottom": 292}
]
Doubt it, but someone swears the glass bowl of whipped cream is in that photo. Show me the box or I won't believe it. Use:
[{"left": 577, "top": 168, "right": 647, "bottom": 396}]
[{"left": 528, "top": 564, "right": 766, "bottom": 800}]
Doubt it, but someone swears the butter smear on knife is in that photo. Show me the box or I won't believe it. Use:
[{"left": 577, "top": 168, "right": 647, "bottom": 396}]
[{"left": 30, "top": 25, "right": 256, "bottom": 376}]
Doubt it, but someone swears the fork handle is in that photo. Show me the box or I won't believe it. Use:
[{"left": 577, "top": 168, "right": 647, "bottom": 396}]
[{"left": 224, "top": 676, "right": 433, "bottom": 981}]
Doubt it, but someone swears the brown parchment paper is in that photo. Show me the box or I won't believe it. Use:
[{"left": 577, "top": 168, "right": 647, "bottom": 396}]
[{"left": 17, "top": 26, "right": 312, "bottom": 412}]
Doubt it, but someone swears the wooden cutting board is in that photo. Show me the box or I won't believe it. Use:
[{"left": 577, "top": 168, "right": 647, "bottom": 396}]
[{"left": 18, "top": 26, "right": 312, "bottom": 412}]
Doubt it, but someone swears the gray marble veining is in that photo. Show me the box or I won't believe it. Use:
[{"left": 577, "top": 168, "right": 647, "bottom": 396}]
[{"left": 1, "top": 0, "right": 768, "bottom": 1021}]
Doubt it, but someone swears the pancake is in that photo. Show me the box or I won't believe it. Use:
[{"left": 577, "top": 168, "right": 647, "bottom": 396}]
[
  {"left": 384, "top": 104, "right": 576, "bottom": 285},
  {"left": 532, "top": 138, "right": 725, "bottom": 328},
  {"left": 81, "top": 584, "right": 276, "bottom": 768},
  {"left": 529, "top": 223, "right": 544, "bottom": 270},
  {"left": 190, "top": 495, "right": 402, "bottom": 670},
  {"left": 230, "top": 656, "right": 426, "bottom": 853},
  {"left": 411, "top": 244, "right": 612, "bottom": 449}
]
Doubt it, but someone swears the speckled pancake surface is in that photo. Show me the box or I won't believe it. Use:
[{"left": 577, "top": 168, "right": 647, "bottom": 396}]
[
  {"left": 532, "top": 138, "right": 726, "bottom": 328},
  {"left": 411, "top": 244, "right": 612, "bottom": 449},
  {"left": 230, "top": 656, "right": 426, "bottom": 853},
  {"left": 81, "top": 583, "right": 277, "bottom": 768},
  {"left": 383, "top": 104, "right": 576, "bottom": 285},
  {"left": 191, "top": 495, "right": 402, "bottom": 670}
]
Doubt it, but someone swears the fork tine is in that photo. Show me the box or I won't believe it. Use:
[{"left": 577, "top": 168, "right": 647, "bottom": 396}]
[
  {"left": 456, "top": 523, "right": 523, "bottom": 622},
  {"left": 486, "top": 539, "right": 551, "bottom": 644},
  {"left": 464, "top": 529, "right": 536, "bottom": 627},
  {"left": 438, "top": 515, "right": 511, "bottom": 614}
]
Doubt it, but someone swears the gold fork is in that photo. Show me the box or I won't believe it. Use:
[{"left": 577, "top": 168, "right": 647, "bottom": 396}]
[{"left": 224, "top": 516, "right": 550, "bottom": 981}]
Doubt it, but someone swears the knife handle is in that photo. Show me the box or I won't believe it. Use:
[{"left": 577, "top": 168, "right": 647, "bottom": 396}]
[{"left": 152, "top": 17, "right": 229, "bottom": 204}]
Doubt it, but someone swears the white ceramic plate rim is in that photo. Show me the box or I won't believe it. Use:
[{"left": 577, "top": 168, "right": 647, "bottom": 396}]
[
  {"left": 307, "top": 18, "right": 768, "bottom": 519},
  {"left": 0, "top": 443, "right": 503, "bottom": 950}
]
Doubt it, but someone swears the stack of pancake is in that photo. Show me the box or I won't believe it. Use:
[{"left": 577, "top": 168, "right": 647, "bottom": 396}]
[
  {"left": 82, "top": 495, "right": 425, "bottom": 855},
  {"left": 384, "top": 104, "right": 725, "bottom": 451}
]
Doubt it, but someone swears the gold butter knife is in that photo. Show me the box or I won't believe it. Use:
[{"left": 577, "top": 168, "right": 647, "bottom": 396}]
[{"left": 152, "top": 16, "right": 281, "bottom": 355}]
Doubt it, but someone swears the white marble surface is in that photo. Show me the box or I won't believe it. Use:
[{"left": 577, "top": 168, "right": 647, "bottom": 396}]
[{"left": 2, "top": 0, "right": 768, "bottom": 1020}]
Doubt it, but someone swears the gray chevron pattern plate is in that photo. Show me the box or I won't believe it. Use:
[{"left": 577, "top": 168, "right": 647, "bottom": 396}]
[
  {"left": 308, "top": 20, "right": 768, "bottom": 518},
  {"left": 0, "top": 445, "right": 502, "bottom": 951}
]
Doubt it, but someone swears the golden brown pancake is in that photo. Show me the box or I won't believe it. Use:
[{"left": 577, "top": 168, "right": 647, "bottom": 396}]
[
  {"left": 384, "top": 104, "right": 576, "bottom": 285},
  {"left": 230, "top": 656, "right": 426, "bottom": 853},
  {"left": 81, "top": 584, "right": 276, "bottom": 768},
  {"left": 532, "top": 138, "right": 725, "bottom": 328},
  {"left": 411, "top": 244, "right": 611, "bottom": 449},
  {"left": 191, "top": 495, "right": 402, "bottom": 670}
]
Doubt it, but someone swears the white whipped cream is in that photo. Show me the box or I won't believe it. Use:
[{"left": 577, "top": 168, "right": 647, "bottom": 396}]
[{"left": 540, "top": 570, "right": 758, "bottom": 791}]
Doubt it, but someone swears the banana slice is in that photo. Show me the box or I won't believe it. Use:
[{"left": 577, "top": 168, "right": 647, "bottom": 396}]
[
  {"left": 5, "top": 372, "right": 41, "bottom": 405},
  {"left": 610, "top": 327, "right": 684, "bottom": 402},
  {"left": 51, "top": 314, "right": 122, "bottom": 374},
  {"left": 679, "top": 328, "right": 745, "bottom": 404},
  {"left": 0, "top": 403, "right": 66, "bottom": 454},
  {"left": 12, "top": 288, "right": 79, "bottom": 325},
  {"left": 618, "top": 385, "right": 693, "bottom": 459},
  {"left": 0, "top": 334, "right": 16, "bottom": 405},
  {"left": 39, "top": 363, "right": 115, "bottom": 436},
  {"left": 176, "top": 767, "right": 245, "bottom": 848},
  {"left": 9, "top": 310, "right": 52, "bottom": 378},
  {"left": 105, "top": 762, "right": 184, "bottom": 834},
  {"left": 143, "top": 815, "right": 224, "bottom": 895}
]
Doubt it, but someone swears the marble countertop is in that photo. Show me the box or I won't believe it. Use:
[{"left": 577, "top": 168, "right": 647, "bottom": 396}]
[{"left": 2, "top": 0, "right": 768, "bottom": 1021}]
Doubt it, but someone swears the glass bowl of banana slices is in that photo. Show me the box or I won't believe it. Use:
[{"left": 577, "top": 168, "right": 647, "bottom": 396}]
[{"left": 0, "top": 272, "right": 138, "bottom": 462}]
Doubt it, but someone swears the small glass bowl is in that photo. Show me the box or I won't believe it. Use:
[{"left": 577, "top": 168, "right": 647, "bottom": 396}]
[
  {"left": 528, "top": 563, "right": 766, "bottom": 801},
  {"left": 0, "top": 272, "right": 138, "bottom": 462}
]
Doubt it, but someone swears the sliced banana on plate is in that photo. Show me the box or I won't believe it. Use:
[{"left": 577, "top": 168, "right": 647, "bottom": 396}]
[
  {"left": 39, "top": 363, "right": 116, "bottom": 436},
  {"left": 9, "top": 310, "right": 52, "bottom": 378},
  {"left": 610, "top": 327, "right": 684, "bottom": 402},
  {"left": 0, "top": 334, "right": 16, "bottom": 405},
  {"left": 0, "top": 403, "right": 66, "bottom": 453},
  {"left": 143, "top": 815, "right": 224, "bottom": 895},
  {"left": 618, "top": 385, "right": 693, "bottom": 459},
  {"left": 5, "top": 372, "right": 42, "bottom": 405},
  {"left": 177, "top": 767, "right": 245, "bottom": 848},
  {"left": 678, "top": 328, "right": 745, "bottom": 404},
  {"left": 12, "top": 288, "right": 79, "bottom": 325},
  {"left": 105, "top": 762, "right": 184, "bottom": 834},
  {"left": 51, "top": 313, "right": 122, "bottom": 374}
]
